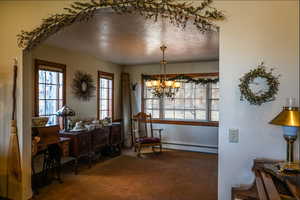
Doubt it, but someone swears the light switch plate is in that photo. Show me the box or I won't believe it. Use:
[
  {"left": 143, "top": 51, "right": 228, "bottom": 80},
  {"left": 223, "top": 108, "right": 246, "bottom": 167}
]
[{"left": 229, "top": 128, "right": 239, "bottom": 143}]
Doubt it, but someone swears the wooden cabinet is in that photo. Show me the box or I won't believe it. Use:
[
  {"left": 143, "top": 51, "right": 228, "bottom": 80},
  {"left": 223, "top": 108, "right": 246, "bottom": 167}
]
[
  {"left": 109, "top": 124, "right": 122, "bottom": 154},
  {"left": 59, "top": 122, "right": 122, "bottom": 173},
  {"left": 110, "top": 124, "right": 122, "bottom": 146},
  {"left": 75, "top": 132, "right": 91, "bottom": 157},
  {"left": 91, "top": 127, "right": 110, "bottom": 152}
]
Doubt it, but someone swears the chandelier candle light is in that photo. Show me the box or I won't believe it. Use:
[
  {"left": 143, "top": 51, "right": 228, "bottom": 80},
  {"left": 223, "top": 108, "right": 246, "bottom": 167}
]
[{"left": 145, "top": 45, "right": 181, "bottom": 99}]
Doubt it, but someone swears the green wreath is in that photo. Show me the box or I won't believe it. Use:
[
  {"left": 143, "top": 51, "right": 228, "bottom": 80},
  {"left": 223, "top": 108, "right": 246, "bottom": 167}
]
[{"left": 239, "top": 63, "right": 280, "bottom": 105}]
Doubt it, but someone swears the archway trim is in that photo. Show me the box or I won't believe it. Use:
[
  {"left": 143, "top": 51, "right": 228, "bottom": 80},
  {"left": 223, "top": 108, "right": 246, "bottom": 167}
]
[{"left": 17, "top": 0, "right": 225, "bottom": 50}]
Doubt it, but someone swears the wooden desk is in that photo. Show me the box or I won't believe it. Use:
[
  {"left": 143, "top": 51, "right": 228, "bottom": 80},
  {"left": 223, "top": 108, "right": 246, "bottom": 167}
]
[{"left": 32, "top": 126, "right": 76, "bottom": 193}]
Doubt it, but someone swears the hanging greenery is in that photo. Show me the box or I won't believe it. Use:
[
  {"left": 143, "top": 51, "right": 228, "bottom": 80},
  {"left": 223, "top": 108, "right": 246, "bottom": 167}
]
[
  {"left": 17, "top": 0, "right": 225, "bottom": 50},
  {"left": 143, "top": 74, "right": 219, "bottom": 85},
  {"left": 238, "top": 63, "right": 280, "bottom": 106},
  {"left": 72, "top": 71, "right": 96, "bottom": 101}
]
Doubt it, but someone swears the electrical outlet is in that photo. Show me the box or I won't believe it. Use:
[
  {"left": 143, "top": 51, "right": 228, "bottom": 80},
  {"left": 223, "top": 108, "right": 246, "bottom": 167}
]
[{"left": 229, "top": 128, "right": 239, "bottom": 143}]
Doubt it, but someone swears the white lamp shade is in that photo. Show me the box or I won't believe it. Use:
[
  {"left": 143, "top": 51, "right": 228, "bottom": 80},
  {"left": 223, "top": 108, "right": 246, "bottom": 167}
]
[
  {"left": 173, "top": 82, "right": 181, "bottom": 88},
  {"left": 151, "top": 80, "right": 160, "bottom": 87},
  {"left": 165, "top": 80, "right": 174, "bottom": 87},
  {"left": 145, "top": 81, "right": 153, "bottom": 87}
]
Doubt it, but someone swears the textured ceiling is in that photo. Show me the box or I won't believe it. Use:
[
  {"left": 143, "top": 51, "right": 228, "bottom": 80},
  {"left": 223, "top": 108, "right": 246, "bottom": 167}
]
[{"left": 45, "top": 9, "right": 219, "bottom": 65}]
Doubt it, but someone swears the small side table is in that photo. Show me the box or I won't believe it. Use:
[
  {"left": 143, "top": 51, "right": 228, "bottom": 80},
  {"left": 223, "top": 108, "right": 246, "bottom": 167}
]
[{"left": 32, "top": 137, "right": 76, "bottom": 193}]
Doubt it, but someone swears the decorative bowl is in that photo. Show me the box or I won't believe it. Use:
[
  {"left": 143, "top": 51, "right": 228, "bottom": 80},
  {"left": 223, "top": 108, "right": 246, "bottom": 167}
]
[{"left": 32, "top": 117, "right": 49, "bottom": 127}]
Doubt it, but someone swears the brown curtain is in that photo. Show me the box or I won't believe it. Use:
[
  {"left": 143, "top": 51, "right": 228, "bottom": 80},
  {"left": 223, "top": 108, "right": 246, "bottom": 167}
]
[{"left": 121, "top": 73, "right": 133, "bottom": 147}]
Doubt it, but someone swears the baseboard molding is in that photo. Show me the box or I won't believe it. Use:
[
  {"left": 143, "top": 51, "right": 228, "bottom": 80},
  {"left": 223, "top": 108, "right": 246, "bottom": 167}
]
[{"left": 162, "top": 142, "right": 218, "bottom": 154}]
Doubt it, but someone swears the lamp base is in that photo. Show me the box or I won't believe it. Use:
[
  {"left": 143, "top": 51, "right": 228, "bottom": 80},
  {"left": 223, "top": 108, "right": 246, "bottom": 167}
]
[
  {"left": 284, "top": 135, "right": 297, "bottom": 164},
  {"left": 278, "top": 161, "right": 300, "bottom": 173}
]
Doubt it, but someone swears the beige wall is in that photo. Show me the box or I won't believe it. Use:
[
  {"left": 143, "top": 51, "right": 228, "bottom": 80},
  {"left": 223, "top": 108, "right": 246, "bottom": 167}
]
[
  {"left": 0, "top": 1, "right": 77, "bottom": 199},
  {"left": 0, "top": 1, "right": 299, "bottom": 200},
  {"left": 31, "top": 45, "right": 122, "bottom": 120},
  {"left": 123, "top": 61, "right": 219, "bottom": 153}
]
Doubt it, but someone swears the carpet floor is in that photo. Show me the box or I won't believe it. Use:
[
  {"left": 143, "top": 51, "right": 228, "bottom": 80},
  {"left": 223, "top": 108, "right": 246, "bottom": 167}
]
[{"left": 34, "top": 150, "right": 218, "bottom": 200}]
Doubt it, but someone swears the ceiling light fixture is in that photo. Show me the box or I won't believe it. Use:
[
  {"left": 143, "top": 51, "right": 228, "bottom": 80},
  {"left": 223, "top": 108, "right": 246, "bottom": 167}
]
[{"left": 145, "top": 45, "right": 181, "bottom": 99}]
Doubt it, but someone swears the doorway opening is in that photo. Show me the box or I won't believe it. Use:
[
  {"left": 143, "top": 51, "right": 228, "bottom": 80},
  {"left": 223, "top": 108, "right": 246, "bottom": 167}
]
[{"left": 21, "top": 5, "right": 220, "bottom": 200}]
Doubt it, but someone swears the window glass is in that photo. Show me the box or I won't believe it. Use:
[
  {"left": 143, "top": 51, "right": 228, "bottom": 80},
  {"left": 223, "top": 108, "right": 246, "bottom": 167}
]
[
  {"left": 98, "top": 73, "right": 113, "bottom": 120},
  {"left": 143, "top": 75, "right": 219, "bottom": 122},
  {"left": 37, "top": 65, "right": 64, "bottom": 125},
  {"left": 209, "top": 82, "right": 219, "bottom": 121}
]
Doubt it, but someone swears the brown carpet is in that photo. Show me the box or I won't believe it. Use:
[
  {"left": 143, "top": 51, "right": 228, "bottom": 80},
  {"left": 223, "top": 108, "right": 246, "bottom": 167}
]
[{"left": 34, "top": 150, "right": 218, "bottom": 200}]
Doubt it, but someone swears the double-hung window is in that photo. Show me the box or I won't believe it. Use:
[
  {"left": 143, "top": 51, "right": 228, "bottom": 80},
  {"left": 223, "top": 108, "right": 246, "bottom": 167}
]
[
  {"left": 142, "top": 73, "right": 219, "bottom": 126},
  {"left": 98, "top": 71, "right": 114, "bottom": 120},
  {"left": 35, "top": 59, "right": 66, "bottom": 125}
]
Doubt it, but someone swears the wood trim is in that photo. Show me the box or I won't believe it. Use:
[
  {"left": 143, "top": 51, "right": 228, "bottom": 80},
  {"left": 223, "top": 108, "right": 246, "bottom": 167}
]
[
  {"left": 97, "top": 71, "right": 114, "bottom": 120},
  {"left": 34, "top": 59, "right": 66, "bottom": 117},
  {"left": 97, "top": 72, "right": 100, "bottom": 120},
  {"left": 260, "top": 171, "right": 281, "bottom": 200},
  {"left": 255, "top": 172, "right": 268, "bottom": 200},
  {"left": 150, "top": 119, "right": 219, "bottom": 127},
  {"left": 112, "top": 119, "right": 122, "bottom": 122},
  {"left": 98, "top": 71, "right": 114, "bottom": 77},
  {"left": 35, "top": 59, "right": 67, "bottom": 70},
  {"left": 141, "top": 75, "right": 145, "bottom": 113}
]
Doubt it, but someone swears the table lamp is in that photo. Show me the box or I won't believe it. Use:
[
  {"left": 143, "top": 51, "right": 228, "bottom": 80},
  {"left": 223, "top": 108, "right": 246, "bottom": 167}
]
[
  {"left": 56, "top": 106, "right": 75, "bottom": 132},
  {"left": 270, "top": 97, "right": 300, "bottom": 171}
]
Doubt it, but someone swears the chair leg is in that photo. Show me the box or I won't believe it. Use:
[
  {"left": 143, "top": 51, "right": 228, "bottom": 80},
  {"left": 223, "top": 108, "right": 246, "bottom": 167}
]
[
  {"left": 160, "top": 143, "right": 162, "bottom": 153},
  {"left": 137, "top": 144, "right": 142, "bottom": 157}
]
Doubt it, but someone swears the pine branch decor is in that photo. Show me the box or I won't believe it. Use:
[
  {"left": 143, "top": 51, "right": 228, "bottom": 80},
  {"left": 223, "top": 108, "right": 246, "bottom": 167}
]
[
  {"left": 17, "top": 0, "right": 225, "bottom": 50},
  {"left": 143, "top": 74, "right": 219, "bottom": 85}
]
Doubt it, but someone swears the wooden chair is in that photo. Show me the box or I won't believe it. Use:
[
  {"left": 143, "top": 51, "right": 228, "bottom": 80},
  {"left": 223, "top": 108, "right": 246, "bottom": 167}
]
[{"left": 132, "top": 112, "right": 163, "bottom": 156}]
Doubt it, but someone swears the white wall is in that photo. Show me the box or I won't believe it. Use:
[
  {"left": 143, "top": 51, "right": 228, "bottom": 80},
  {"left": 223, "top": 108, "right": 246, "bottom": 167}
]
[
  {"left": 215, "top": 1, "right": 299, "bottom": 200},
  {"left": 123, "top": 61, "right": 219, "bottom": 153},
  {"left": 0, "top": 1, "right": 298, "bottom": 200},
  {"left": 31, "top": 45, "right": 122, "bottom": 120}
]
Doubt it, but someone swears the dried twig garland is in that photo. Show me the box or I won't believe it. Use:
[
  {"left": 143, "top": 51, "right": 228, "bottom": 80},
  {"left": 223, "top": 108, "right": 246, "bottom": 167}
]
[
  {"left": 143, "top": 74, "right": 219, "bottom": 85},
  {"left": 17, "top": 0, "right": 225, "bottom": 50},
  {"left": 72, "top": 71, "right": 96, "bottom": 101},
  {"left": 239, "top": 62, "right": 280, "bottom": 105}
]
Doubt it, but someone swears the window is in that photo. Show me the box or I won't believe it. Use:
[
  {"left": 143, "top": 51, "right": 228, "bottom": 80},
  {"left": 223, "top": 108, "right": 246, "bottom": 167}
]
[
  {"left": 209, "top": 82, "right": 219, "bottom": 121},
  {"left": 142, "top": 73, "right": 219, "bottom": 126},
  {"left": 97, "top": 71, "right": 114, "bottom": 120},
  {"left": 35, "top": 59, "right": 66, "bottom": 125}
]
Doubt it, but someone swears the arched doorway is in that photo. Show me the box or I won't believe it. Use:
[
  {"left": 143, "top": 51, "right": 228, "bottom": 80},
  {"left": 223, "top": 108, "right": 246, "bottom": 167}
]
[{"left": 16, "top": 1, "right": 224, "bottom": 199}]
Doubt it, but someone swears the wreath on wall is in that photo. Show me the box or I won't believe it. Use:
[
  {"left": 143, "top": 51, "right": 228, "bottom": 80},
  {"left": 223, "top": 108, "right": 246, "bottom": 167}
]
[
  {"left": 238, "top": 62, "right": 280, "bottom": 105},
  {"left": 72, "top": 71, "right": 96, "bottom": 101}
]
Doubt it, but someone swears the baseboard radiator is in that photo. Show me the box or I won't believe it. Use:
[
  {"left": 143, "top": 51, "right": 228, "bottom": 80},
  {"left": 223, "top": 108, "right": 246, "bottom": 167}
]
[{"left": 161, "top": 142, "right": 218, "bottom": 154}]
